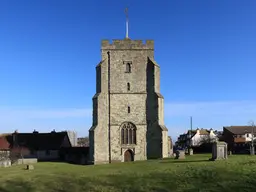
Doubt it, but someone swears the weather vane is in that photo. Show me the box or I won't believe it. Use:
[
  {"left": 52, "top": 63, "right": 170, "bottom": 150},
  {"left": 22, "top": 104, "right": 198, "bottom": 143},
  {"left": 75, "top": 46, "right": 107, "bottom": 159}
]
[{"left": 125, "top": 7, "right": 129, "bottom": 39}]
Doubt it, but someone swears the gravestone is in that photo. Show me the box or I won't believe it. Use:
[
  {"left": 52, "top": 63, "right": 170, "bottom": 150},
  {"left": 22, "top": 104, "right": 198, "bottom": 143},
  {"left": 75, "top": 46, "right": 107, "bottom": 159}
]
[
  {"left": 250, "top": 145, "right": 255, "bottom": 155},
  {"left": 188, "top": 148, "right": 193, "bottom": 155},
  {"left": 26, "top": 164, "right": 34, "bottom": 170},
  {"left": 175, "top": 150, "right": 185, "bottom": 159},
  {"left": 210, "top": 141, "right": 228, "bottom": 161}
]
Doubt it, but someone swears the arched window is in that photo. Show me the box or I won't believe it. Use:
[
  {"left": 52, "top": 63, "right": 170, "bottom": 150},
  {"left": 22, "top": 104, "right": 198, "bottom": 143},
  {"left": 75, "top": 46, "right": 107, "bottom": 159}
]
[
  {"left": 121, "top": 122, "right": 136, "bottom": 145},
  {"left": 127, "top": 82, "right": 130, "bottom": 91},
  {"left": 128, "top": 106, "right": 130, "bottom": 113},
  {"left": 126, "top": 63, "right": 131, "bottom": 73}
]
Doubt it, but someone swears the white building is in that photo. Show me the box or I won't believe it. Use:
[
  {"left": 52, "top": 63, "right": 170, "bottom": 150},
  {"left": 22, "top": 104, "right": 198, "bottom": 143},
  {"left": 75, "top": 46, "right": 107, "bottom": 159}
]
[
  {"left": 190, "top": 128, "right": 217, "bottom": 146},
  {"left": 177, "top": 128, "right": 218, "bottom": 148}
]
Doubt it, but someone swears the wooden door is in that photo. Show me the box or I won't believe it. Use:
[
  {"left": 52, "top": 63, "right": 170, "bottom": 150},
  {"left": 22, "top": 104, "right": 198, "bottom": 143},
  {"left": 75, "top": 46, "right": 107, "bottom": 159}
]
[{"left": 124, "top": 150, "right": 133, "bottom": 162}]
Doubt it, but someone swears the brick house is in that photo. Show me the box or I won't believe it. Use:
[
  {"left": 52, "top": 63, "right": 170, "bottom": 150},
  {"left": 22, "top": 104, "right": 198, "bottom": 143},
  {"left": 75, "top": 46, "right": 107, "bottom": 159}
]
[
  {"left": 0, "top": 130, "right": 72, "bottom": 161},
  {"left": 0, "top": 136, "right": 10, "bottom": 161},
  {"left": 222, "top": 126, "right": 256, "bottom": 154}
]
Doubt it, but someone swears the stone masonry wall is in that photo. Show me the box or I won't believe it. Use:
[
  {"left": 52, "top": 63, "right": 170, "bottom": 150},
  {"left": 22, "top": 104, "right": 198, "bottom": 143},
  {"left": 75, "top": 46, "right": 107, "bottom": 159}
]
[
  {"left": 146, "top": 57, "right": 169, "bottom": 159},
  {"left": 90, "top": 38, "right": 169, "bottom": 164},
  {"left": 110, "top": 125, "right": 147, "bottom": 162},
  {"left": 162, "top": 130, "right": 169, "bottom": 158},
  {"left": 103, "top": 40, "right": 151, "bottom": 162}
]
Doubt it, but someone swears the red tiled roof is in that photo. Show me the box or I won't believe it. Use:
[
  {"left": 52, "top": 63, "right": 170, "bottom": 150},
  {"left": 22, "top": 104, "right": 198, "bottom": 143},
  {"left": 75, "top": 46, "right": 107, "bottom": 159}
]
[
  {"left": 0, "top": 131, "right": 70, "bottom": 150},
  {"left": 0, "top": 136, "right": 11, "bottom": 150},
  {"left": 224, "top": 126, "right": 256, "bottom": 135},
  {"left": 188, "top": 129, "right": 211, "bottom": 136}
]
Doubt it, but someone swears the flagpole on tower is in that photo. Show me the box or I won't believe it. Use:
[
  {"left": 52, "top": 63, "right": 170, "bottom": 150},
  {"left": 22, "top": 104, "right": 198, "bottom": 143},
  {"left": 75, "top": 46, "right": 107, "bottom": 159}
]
[{"left": 125, "top": 7, "right": 129, "bottom": 39}]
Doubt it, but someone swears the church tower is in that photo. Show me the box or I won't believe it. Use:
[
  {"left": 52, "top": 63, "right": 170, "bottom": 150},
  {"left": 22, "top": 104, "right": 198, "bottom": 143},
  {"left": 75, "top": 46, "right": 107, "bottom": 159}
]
[{"left": 89, "top": 10, "right": 169, "bottom": 164}]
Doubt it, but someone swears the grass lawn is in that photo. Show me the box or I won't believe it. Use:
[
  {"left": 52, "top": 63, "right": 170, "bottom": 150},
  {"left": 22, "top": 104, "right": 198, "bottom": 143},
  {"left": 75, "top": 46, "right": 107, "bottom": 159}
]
[{"left": 1, "top": 154, "right": 256, "bottom": 192}]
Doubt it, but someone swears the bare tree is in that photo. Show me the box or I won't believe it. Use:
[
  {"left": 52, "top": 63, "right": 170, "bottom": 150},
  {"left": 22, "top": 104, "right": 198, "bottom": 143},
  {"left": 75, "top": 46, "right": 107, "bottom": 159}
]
[
  {"left": 9, "top": 147, "right": 22, "bottom": 164},
  {"left": 9, "top": 146, "right": 30, "bottom": 164},
  {"left": 0, "top": 150, "right": 10, "bottom": 161},
  {"left": 199, "top": 135, "right": 216, "bottom": 146},
  {"left": 77, "top": 137, "right": 89, "bottom": 147}
]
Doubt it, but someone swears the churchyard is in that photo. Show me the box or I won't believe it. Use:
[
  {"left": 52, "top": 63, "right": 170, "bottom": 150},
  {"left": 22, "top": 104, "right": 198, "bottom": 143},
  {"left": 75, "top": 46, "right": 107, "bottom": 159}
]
[{"left": 1, "top": 154, "right": 256, "bottom": 192}]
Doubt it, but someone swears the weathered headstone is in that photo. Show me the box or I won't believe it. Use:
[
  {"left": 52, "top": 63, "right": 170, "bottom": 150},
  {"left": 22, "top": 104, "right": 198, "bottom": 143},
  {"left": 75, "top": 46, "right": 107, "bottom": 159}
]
[
  {"left": 188, "top": 148, "right": 193, "bottom": 155},
  {"left": 250, "top": 145, "right": 255, "bottom": 155},
  {"left": 26, "top": 164, "right": 34, "bottom": 170},
  {"left": 210, "top": 141, "right": 228, "bottom": 161},
  {"left": 175, "top": 150, "right": 185, "bottom": 159}
]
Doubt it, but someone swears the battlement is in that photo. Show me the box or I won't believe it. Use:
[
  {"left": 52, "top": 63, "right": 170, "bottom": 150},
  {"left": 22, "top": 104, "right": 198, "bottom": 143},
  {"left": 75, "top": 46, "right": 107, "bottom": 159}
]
[{"left": 101, "top": 39, "right": 154, "bottom": 50}]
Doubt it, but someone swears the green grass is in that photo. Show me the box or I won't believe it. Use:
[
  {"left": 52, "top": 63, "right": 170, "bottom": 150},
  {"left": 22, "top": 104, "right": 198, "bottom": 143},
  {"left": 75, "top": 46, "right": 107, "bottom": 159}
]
[{"left": 1, "top": 154, "right": 256, "bottom": 192}]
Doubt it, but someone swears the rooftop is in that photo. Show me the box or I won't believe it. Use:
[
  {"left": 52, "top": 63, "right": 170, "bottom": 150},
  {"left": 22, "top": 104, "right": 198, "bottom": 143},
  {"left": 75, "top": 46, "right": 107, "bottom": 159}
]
[
  {"left": 224, "top": 126, "right": 256, "bottom": 135},
  {"left": 101, "top": 39, "right": 154, "bottom": 50}
]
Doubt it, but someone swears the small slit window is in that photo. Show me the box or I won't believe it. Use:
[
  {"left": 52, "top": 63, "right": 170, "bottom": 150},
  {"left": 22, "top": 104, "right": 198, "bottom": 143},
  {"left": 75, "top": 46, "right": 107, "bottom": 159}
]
[
  {"left": 124, "top": 61, "right": 132, "bottom": 73},
  {"left": 128, "top": 106, "right": 130, "bottom": 113},
  {"left": 126, "top": 63, "right": 131, "bottom": 73},
  {"left": 127, "top": 83, "right": 130, "bottom": 91}
]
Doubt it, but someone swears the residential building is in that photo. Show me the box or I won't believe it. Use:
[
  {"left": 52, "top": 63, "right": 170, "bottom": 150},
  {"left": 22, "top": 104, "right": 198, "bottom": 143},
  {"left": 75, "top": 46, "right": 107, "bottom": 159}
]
[
  {"left": 60, "top": 146, "right": 89, "bottom": 165},
  {"left": 176, "top": 128, "right": 217, "bottom": 148},
  {"left": 0, "top": 130, "right": 72, "bottom": 161},
  {"left": 0, "top": 135, "right": 10, "bottom": 161},
  {"left": 223, "top": 126, "right": 256, "bottom": 153}
]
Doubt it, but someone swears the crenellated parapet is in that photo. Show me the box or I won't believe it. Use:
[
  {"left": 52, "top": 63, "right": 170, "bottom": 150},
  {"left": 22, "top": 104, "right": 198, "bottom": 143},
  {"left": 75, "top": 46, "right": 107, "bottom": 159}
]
[{"left": 101, "top": 39, "right": 154, "bottom": 50}]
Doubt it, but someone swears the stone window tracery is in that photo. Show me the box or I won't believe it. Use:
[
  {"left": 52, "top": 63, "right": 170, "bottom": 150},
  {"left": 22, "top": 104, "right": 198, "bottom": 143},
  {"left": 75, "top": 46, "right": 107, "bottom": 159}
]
[{"left": 121, "top": 122, "right": 136, "bottom": 145}]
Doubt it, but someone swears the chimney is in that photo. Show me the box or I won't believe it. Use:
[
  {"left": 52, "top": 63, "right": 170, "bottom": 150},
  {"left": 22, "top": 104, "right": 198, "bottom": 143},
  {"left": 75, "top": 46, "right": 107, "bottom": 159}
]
[
  {"left": 51, "top": 129, "right": 56, "bottom": 133},
  {"left": 12, "top": 130, "right": 18, "bottom": 147},
  {"left": 196, "top": 128, "right": 200, "bottom": 134},
  {"left": 33, "top": 129, "right": 39, "bottom": 134}
]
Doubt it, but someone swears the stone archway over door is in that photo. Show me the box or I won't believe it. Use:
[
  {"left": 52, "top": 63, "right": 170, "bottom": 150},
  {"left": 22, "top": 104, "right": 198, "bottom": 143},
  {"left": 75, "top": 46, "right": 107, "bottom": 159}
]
[{"left": 124, "top": 150, "right": 134, "bottom": 162}]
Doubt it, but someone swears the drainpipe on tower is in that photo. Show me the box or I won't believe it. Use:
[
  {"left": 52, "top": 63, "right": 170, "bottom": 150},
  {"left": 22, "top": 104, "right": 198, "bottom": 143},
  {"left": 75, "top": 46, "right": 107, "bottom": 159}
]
[{"left": 107, "top": 51, "right": 112, "bottom": 163}]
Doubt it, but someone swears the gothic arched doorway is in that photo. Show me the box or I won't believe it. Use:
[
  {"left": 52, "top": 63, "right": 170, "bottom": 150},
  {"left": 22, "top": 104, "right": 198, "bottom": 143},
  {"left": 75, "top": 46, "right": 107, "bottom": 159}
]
[{"left": 124, "top": 149, "right": 134, "bottom": 162}]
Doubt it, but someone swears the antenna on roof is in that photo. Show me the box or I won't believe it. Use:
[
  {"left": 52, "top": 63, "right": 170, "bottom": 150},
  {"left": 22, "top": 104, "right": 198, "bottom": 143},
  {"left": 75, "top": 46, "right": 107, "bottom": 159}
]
[
  {"left": 125, "top": 7, "right": 129, "bottom": 39},
  {"left": 190, "top": 116, "right": 193, "bottom": 131}
]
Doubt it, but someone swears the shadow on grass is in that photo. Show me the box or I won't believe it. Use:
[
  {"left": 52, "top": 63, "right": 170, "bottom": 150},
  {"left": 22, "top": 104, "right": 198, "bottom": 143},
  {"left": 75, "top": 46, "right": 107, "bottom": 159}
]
[
  {"left": 96, "top": 171, "right": 256, "bottom": 192},
  {"left": 2, "top": 168, "right": 256, "bottom": 192},
  {"left": 80, "top": 170, "right": 256, "bottom": 192},
  {"left": 0, "top": 180, "right": 34, "bottom": 192},
  {"left": 160, "top": 159, "right": 210, "bottom": 164}
]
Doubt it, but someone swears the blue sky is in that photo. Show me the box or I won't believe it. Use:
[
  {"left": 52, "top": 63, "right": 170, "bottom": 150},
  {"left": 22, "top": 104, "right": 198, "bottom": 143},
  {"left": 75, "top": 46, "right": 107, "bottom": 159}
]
[{"left": 0, "top": 0, "right": 255, "bottom": 140}]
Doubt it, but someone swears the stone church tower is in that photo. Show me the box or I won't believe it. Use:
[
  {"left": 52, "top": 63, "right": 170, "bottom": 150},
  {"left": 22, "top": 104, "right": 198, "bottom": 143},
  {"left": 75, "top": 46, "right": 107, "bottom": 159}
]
[{"left": 89, "top": 38, "right": 169, "bottom": 164}]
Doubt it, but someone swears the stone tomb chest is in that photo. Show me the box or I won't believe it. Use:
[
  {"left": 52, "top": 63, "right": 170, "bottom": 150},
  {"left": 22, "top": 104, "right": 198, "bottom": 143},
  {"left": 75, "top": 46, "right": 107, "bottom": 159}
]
[
  {"left": 210, "top": 141, "right": 228, "bottom": 161},
  {"left": 175, "top": 150, "right": 185, "bottom": 159}
]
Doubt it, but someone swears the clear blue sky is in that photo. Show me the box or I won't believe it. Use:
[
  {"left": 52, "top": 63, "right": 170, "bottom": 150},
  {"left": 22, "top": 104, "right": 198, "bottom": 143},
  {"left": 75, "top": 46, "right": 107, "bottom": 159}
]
[{"left": 0, "top": 0, "right": 255, "bottom": 140}]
